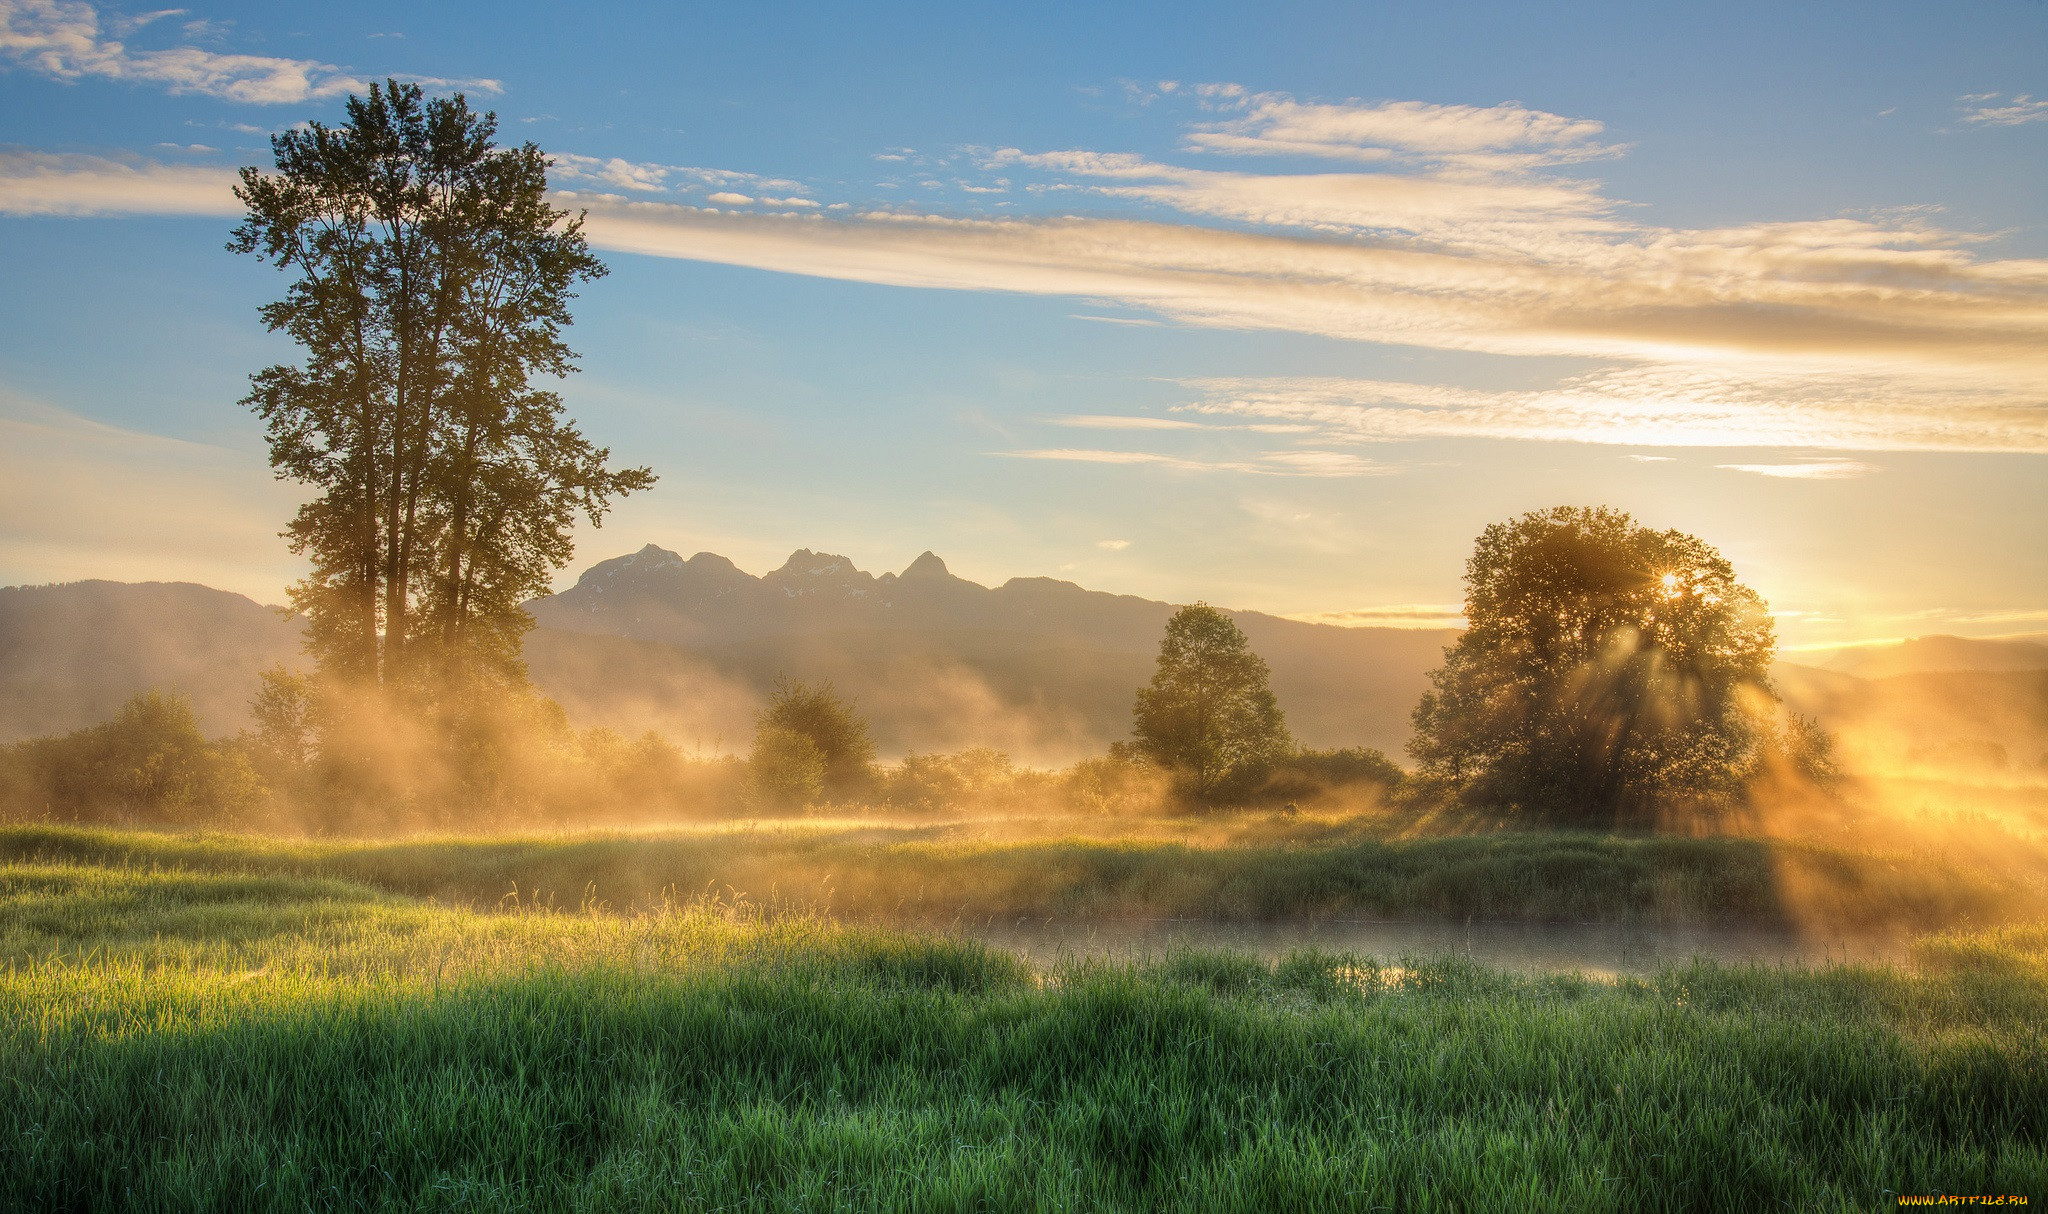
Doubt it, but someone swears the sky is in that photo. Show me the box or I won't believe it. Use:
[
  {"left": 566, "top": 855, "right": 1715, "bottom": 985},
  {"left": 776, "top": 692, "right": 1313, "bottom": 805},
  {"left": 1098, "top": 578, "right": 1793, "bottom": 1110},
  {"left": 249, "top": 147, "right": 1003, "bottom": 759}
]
[{"left": 1, "top": 0, "right": 2044, "bottom": 649}]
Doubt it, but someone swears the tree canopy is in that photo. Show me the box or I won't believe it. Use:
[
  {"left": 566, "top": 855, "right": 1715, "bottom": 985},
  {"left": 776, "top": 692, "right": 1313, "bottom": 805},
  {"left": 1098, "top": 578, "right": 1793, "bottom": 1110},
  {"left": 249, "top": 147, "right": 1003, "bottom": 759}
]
[
  {"left": 1132, "top": 603, "right": 1292, "bottom": 804},
  {"left": 1409, "top": 505, "right": 1791, "bottom": 824},
  {"left": 752, "top": 678, "right": 876, "bottom": 801},
  {"left": 231, "top": 81, "right": 652, "bottom": 696}
]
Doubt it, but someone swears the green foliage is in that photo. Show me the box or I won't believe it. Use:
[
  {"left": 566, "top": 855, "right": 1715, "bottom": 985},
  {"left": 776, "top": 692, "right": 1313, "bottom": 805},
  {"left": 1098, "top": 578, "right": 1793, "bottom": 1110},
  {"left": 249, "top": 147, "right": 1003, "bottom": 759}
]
[
  {"left": 1, "top": 859, "right": 2043, "bottom": 1210},
  {"left": 1132, "top": 604, "right": 1293, "bottom": 805},
  {"left": 753, "top": 678, "right": 876, "bottom": 799},
  {"left": 746, "top": 726, "right": 827, "bottom": 811},
  {"left": 0, "top": 691, "right": 263, "bottom": 825},
  {"left": 1256, "top": 746, "right": 1406, "bottom": 806},
  {"left": 230, "top": 81, "right": 652, "bottom": 693},
  {"left": 883, "top": 748, "right": 1047, "bottom": 813},
  {"left": 1411, "top": 505, "right": 1793, "bottom": 826}
]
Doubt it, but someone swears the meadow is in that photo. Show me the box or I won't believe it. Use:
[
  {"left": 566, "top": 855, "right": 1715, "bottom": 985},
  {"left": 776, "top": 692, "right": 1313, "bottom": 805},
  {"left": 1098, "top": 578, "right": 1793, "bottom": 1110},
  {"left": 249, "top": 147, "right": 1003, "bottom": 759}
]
[
  {"left": 1, "top": 814, "right": 2039, "bottom": 935},
  {"left": 2, "top": 827, "right": 2045, "bottom": 1210}
]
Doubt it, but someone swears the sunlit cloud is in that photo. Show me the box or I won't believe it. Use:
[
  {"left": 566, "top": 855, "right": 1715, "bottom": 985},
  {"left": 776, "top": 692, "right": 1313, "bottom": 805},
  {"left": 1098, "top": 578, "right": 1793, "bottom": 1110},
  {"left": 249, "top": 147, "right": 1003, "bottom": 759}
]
[
  {"left": 1048, "top": 414, "right": 1312, "bottom": 434},
  {"left": 1000, "top": 447, "right": 1383, "bottom": 477},
  {"left": 0, "top": 0, "right": 498, "bottom": 103},
  {"left": 1096, "top": 539, "right": 1130, "bottom": 550},
  {"left": 1179, "top": 91, "right": 1620, "bottom": 170},
  {"left": 1178, "top": 366, "right": 2048, "bottom": 453},
  {"left": 1288, "top": 604, "right": 1468, "bottom": 629},
  {"left": 1068, "top": 313, "right": 1161, "bottom": 326},
  {"left": 547, "top": 153, "right": 808, "bottom": 203},
  {"left": 0, "top": 148, "right": 239, "bottom": 215},
  {"left": 1957, "top": 92, "right": 2048, "bottom": 126},
  {"left": 989, "top": 145, "right": 1617, "bottom": 246},
  {"left": 1715, "top": 459, "right": 1880, "bottom": 479}
]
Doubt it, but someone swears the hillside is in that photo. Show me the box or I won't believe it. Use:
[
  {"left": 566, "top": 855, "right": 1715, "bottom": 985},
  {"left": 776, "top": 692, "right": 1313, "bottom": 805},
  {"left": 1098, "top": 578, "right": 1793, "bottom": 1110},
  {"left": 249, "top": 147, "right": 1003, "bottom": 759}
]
[{"left": 0, "top": 581, "right": 303, "bottom": 740}]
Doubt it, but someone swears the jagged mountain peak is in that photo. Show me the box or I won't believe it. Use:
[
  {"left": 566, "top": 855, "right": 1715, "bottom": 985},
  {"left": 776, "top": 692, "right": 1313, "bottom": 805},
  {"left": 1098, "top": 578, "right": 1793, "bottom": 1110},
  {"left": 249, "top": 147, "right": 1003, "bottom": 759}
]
[
  {"left": 900, "top": 551, "right": 952, "bottom": 581},
  {"left": 772, "top": 549, "right": 861, "bottom": 579}
]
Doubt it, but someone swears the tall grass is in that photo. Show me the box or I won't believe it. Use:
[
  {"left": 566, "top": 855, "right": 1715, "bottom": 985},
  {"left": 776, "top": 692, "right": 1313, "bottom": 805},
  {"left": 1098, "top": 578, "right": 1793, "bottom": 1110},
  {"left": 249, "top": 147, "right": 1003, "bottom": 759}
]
[
  {"left": 1, "top": 860, "right": 2043, "bottom": 1210},
  {"left": 0, "top": 822, "right": 2033, "bottom": 932}
]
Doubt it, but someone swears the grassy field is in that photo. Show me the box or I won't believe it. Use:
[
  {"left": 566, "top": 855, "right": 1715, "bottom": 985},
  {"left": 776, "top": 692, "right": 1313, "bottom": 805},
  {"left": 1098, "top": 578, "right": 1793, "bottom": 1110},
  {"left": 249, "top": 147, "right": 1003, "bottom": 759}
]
[
  {"left": 2, "top": 820, "right": 2039, "bottom": 934},
  {"left": 2, "top": 841, "right": 2045, "bottom": 1210}
]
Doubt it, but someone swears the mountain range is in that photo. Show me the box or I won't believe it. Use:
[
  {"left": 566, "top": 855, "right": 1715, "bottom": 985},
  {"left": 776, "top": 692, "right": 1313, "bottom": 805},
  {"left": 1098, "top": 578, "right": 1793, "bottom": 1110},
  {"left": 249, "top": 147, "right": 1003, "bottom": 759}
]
[{"left": 3, "top": 546, "right": 2045, "bottom": 771}]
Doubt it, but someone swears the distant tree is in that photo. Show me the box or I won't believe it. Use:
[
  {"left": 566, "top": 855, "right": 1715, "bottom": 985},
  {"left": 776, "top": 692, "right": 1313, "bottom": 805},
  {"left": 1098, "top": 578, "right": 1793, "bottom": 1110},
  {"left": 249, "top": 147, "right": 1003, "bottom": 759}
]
[
  {"left": 231, "top": 81, "right": 653, "bottom": 694},
  {"left": 746, "top": 727, "right": 828, "bottom": 811},
  {"left": 1409, "top": 505, "right": 1813, "bottom": 824},
  {"left": 1132, "top": 604, "right": 1292, "bottom": 804},
  {"left": 752, "top": 678, "right": 876, "bottom": 800}
]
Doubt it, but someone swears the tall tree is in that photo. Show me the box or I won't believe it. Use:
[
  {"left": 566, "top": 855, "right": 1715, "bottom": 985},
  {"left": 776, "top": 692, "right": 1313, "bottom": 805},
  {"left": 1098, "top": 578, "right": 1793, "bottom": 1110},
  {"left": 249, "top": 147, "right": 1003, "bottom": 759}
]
[
  {"left": 231, "top": 81, "right": 652, "bottom": 693},
  {"left": 1409, "top": 505, "right": 1792, "bottom": 824},
  {"left": 1132, "top": 604, "right": 1292, "bottom": 804}
]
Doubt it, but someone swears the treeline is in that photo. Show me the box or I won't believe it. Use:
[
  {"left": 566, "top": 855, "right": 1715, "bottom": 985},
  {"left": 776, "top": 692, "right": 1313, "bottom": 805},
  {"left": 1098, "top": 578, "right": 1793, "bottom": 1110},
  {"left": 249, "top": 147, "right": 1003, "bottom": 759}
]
[{"left": 0, "top": 680, "right": 1400, "bottom": 832}]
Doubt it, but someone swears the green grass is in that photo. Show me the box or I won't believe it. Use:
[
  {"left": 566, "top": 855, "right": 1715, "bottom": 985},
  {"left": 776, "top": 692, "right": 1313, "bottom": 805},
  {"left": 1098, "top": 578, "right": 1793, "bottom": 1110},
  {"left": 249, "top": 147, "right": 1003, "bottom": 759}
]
[
  {"left": 2, "top": 853, "right": 2045, "bottom": 1210},
  {"left": 1, "top": 821, "right": 2034, "bottom": 932}
]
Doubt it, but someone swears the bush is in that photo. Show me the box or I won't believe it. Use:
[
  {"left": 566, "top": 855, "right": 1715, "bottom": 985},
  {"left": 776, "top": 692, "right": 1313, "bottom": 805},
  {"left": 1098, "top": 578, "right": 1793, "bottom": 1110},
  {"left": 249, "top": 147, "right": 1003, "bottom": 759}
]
[
  {"left": 747, "top": 726, "right": 827, "bottom": 812},
  {"left": 1253, "top": 747, "right": 1406, "bottom": 807},
  {"left": 754, "top": 678, "right": 875, "bottom": 799},
  {"left": 0, "top": 690, "right": 265, "bottom": 826}
]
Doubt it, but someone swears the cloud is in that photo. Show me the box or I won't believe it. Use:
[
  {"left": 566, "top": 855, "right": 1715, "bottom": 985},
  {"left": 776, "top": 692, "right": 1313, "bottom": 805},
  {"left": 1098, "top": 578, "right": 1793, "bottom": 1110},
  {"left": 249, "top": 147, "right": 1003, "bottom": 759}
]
[
  {"left": 557, "top": 194, "right": 2047, "bottom": 433},
  {"left": 0, "top": 148, "right": 239, "bottom": 216},
  {"left": 1714, "top": 459, "right": 1879, "bottom": 479},
  {"left": 547, "top": 153, "right": 809, "bottom": 202},
  {"left": 1288, "top": 604, "right": 1467, "bottom": 629},
  {"left": 0, "top": 0, "right": 496, "bottom": 103},
  {"left": 1180, "top": 92, "right": 1619, "bottom": 170},
  {"left": 12, "top": 77, "right": 2047, "bottom": 459},
  {"left": 1177, "top": 366, "right": 2047, "bottom": 453},
  {"left": 1069, "top": 313, "right": 1161, "bottom": 326},
  {"left": 1626, "top": 454, "right": 1676, "bottom": 462},
  {"left": 1957, "top": 93, "right": 2048, "bottom": 126},
  {"left": 988, "top": 146, "right": 1617, "bottom": 247},
  {"left": 549, "top": 153, "right": 672, "bottom": 193},
  {"left": 999, "top": 447, "right": 1382, "bottom": 477},
  {"left": 1096, "top": 539, "right": 1130, "bottom": 550}
]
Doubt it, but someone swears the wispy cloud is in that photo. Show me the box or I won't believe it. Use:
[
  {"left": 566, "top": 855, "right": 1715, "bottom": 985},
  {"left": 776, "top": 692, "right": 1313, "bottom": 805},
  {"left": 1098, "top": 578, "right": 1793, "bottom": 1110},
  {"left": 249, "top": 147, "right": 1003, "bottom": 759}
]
[
  {"left": 1957, "top": 92, "right": 2048, "bottom": 126},
  {"left": 1048, "top": 414, "right": 1312, "bottom": 434},
  {"left": 0, "top": 148, "right": 239, "bottom": 216},
  {"left": 1177, "top": 367, "right": 2045, "bottom": 454},
  {"left": 1179, "top": 89, "right": 1620, "bottom": 170},
  {"left": 1714, "top": 459, "right": 1879, "bottom": 479},
  {"left": 1288, "top": 603, "right": 1467, "bottom": 629},
  {"left": 12, "top": 76, "right": 2047, "bottom": 460},
  {"left": 1000, "top": 447, "right": 1383, "bottom": 476},
  {"left": 0, "top": 0, "right": 497, "bottom": 103},
  {"left": 1069, "top": 313, "right": 1161, "bottom": 326},
  {"left": 1096, "top": 539, "right": 1130, "bottom": 550},
  {"left": 548, "top": 153, "right": 809, "bottom": 204}
]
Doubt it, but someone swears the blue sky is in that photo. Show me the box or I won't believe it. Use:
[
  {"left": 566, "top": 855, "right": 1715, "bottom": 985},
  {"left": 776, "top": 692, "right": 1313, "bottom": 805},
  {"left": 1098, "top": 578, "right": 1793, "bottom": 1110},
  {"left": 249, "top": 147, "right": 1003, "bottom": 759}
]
[{"left": 1, "top": 0, "right": 2044, "bottom": 647}]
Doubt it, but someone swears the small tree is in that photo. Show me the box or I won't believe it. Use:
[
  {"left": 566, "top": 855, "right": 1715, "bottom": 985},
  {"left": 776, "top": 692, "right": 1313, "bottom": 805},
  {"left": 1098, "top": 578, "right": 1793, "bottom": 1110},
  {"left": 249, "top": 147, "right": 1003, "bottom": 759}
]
[
  {"left": 1409, "top": 505, "right": 1799, "bottom": 824},
  {"left": 753, "top": 678, "right": 875, "bottom": 800},
  {"left": 1132, "top": 604, "right": 1292, "bottom": 804}
]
